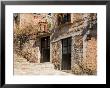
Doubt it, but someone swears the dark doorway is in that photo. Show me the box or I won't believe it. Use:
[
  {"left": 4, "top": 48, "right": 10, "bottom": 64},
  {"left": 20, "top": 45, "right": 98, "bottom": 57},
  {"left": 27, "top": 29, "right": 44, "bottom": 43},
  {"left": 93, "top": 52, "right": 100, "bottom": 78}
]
[
  {"left": 62, "top": 37, "right": 71, "bottom": 70},
  {"left": 41, "top": 36, "right": 50, "bottom": 62}
]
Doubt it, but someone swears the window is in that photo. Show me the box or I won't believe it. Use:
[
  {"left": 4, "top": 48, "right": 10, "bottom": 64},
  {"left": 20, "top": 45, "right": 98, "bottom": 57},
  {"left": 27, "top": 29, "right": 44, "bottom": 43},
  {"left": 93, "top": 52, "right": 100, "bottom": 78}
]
[
  {"left": 48, "top": 13, "right": 51, "bottom": 16},
  {"left": 62, "top": 37, "right": 71, "bottom": 54},
  {"left": 62, "top": 47, "right": 68, "bottom": 54},
  {"left": 62, "top": 38, "right": 68, "bottom": 47},
  {"left": 58, "top": 13, "right": 71, "bottom": 26}
]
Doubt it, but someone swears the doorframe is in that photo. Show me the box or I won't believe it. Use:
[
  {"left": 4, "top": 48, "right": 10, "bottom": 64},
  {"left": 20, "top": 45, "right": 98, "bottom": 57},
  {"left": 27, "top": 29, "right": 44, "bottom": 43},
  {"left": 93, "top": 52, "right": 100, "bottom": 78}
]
[
  {"left": 61, "top": 37, "right": 72, "bottom": 70},
  {"left": 40, "top": 36, "right": 50, "bottom": 63}
]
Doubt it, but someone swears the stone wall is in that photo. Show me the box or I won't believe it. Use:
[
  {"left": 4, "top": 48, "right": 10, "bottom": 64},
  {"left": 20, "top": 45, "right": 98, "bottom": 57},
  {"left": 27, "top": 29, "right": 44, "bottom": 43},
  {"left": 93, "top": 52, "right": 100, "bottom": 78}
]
[
  {"left": 19, "top": 13, "right": 33, "bottom": 30},
  {"left": 82, "top": 28, "right": 97, "bottom": 75},
  {"left": 22, "top": 38, "right": 41, "bottom": 63},
  {"left": 73, "top": 35, "right": 83, "bottom": 63},
  {"left": 19, "top": 13, "right": 47, "bottom": 29},
  {"left": 51, "top": 41, "right": 61, "bottom": 70},
  {"left": 22, "top": 40, "right": 41, "bottom": 63},
  {"left": 50, "top": 13, "right": 86, "bottom": 71},
  {"left": 71, "top": 35, "right": 83, "bottom": 75},
  {"left": 83, "top": 37, "right": 97, "bottom": 75},
  {"left": 50, "top": 13, "right": 97, "bottom": 75}
]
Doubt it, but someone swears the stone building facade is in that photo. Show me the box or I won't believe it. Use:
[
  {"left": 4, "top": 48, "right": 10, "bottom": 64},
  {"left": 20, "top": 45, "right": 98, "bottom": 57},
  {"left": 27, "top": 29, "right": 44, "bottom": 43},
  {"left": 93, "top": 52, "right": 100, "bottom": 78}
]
[{"left": 14, "top": 13, "right": 97, "bottom": 75}]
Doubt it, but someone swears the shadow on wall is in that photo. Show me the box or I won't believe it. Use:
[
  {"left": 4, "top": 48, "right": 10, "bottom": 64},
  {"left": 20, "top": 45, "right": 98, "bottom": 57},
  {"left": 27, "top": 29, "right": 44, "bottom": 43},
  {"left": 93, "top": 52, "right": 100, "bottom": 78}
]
[{"left": 50, "top": 25, "right": 71, "bottom": 41}]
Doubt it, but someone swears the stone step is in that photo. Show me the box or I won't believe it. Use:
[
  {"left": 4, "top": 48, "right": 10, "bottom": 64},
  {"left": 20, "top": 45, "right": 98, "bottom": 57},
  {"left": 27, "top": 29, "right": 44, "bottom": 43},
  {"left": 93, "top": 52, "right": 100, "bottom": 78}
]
[
  {"left": 14, "top": 61, "right": 54, "bottom": 71},
  {"left": 14, "top": 58, "right": 28, "bottom": 63},
  {"left": 14, "top": 54, "right": 55, "bottom": 72}
]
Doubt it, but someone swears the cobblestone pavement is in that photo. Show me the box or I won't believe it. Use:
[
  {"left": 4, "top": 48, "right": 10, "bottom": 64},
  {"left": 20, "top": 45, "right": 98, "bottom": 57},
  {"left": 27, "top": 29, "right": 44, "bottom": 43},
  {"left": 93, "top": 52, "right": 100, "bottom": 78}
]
[{"left": 14, "top": 54, "right": 73, "bottom": 75}]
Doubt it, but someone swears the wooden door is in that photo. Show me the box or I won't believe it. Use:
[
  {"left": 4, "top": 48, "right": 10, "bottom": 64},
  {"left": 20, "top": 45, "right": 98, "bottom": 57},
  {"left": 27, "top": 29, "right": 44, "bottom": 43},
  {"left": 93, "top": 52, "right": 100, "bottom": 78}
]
[
  {"left": 41, "top": 36, "right": 50, "bottom": 62},
  {"left": 62, "top": 37, "right": 71, "bottom": 70}
]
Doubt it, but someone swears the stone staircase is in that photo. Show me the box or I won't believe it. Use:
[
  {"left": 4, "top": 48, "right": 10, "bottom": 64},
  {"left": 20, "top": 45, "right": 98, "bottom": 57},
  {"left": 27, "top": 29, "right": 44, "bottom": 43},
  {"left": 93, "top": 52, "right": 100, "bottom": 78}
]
[{"left": 14, "top": 54, "right": 72, "bottom": 75}]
